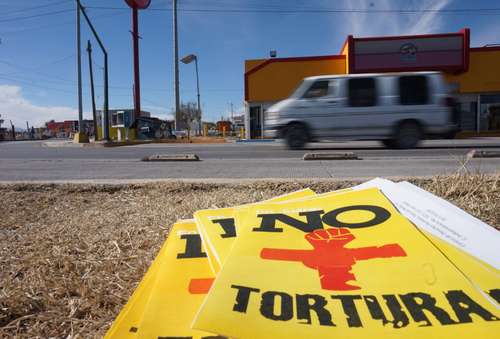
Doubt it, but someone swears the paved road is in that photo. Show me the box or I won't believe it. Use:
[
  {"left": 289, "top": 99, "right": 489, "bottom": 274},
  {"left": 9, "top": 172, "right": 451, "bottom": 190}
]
[{"left": 0, "top": 139, "right": 499, "bottom": 182}]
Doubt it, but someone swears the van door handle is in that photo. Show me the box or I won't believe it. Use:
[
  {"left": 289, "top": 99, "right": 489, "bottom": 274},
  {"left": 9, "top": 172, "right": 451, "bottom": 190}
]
[{"left": 326, "top": 100, "right": 337, "bottom": 104}]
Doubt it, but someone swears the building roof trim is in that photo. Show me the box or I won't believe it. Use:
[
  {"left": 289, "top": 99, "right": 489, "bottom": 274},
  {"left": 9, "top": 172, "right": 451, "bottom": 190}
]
[
  {"left": 470, "top": 46, "right": 500, "bottom": 52},
  {"left": 244, "top": 55, "right": 345, "bottom": 101}
]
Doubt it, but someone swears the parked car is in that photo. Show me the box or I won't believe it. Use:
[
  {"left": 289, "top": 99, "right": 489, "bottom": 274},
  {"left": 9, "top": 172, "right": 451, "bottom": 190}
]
[{"left": 264, "top": 71, "right": 459, "bottom": 149}]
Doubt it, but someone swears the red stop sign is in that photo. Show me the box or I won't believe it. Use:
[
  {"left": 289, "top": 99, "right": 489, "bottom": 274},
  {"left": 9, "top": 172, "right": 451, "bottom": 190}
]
[{"left": 125, "top": 0, "right": 151, "bottom": 9}]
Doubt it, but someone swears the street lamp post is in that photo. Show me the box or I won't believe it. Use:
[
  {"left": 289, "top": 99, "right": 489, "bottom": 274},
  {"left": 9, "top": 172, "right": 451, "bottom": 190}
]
[{"left": 181, "top": 54, "right": 201, "bottom": 135}]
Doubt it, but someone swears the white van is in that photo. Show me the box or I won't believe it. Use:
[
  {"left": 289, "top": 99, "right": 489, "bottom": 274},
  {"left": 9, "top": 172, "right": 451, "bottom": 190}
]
[{"left": 264, "top": 72, "right": 459, "bottom": 149}]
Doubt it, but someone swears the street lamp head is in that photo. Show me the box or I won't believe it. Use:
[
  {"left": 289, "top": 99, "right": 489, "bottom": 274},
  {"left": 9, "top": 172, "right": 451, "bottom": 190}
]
[{"left": 181, "top": 54, "right": 197, "bottom": 64}]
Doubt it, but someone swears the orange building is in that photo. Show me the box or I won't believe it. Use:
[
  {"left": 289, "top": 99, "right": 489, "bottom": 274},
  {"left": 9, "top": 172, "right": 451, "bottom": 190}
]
[{"left": 244, "top": 28, "right": 500, "bottom": 138}]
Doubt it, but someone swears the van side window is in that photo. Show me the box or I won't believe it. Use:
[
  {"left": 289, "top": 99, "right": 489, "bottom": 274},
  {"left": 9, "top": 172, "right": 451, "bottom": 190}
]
[
  {"left": 399, "top": 76, "right": 429, "bottom": 105},
  {"left": 348, "top": 78, "right": 376, "bottom": 107},
  {"left": 303, "top": 81, "right": 330, "bottom": 99}
]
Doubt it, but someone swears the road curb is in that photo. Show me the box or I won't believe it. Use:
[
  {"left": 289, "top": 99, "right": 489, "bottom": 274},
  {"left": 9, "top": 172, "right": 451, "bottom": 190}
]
[
  {"left": 467, "top": 150, "right": 500, "bottom": 158},
  {"left": 236, "top": 139, "right": 276, "bottom": 143},
  {"left": 303, "top": 152, "right": 360, "bottom": 161},
  {"left": 142, "top": 154, "right": 200, "bottom": 162}
]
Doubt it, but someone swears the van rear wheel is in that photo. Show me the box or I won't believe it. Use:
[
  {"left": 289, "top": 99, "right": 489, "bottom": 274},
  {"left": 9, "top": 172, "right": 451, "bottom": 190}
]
[
  {"left": 284, "top": 123, "right": 308, "bottom": 150},
  {"left": 381, "top": 139, "right": 395, "bottom": 148},
  {"left": 394, "top": 121, "right": 422, "bottom": 149}
]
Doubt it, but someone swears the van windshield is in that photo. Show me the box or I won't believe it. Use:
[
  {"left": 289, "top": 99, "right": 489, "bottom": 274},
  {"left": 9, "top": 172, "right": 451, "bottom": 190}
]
[
  {"left": 302, "top": 81, "right": 330, "bottom": 99},
  {"left": 289, "top": 80, "right": 308, "bottom": 98}
]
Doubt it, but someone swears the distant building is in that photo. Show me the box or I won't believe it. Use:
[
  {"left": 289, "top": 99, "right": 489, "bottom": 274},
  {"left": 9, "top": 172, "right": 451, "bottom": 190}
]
[
  {"left": 96, "top": 109, "right": 151, "bottom": 141},
  {"left": 131, "top": 117, "right": 174, "bottom": 140},
  {"left": 45, "top": 120, "right": 94, "bottom": 138},
  {"left": 232, "top": 114, "right": 245, "bottom": 128},
  {"left": 46, "top": 120, "right": 76, "bottom": 136},
  {"left": 0, "top": 128, "right": 9, "bottom": 140},
  {"left": 216, "top": 120, "right": 232, "bottom": 135}
]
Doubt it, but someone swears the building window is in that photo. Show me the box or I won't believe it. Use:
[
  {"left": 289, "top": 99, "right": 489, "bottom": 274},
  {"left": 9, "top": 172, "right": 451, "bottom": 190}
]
[
  {"left": 459, "top": 102, "right": 477, "bottom": 131},
  {"left": 399, "top": 76, "right": 429, "bottom": 105},
  {"left": 480, "top": 94, "right": 500, "bottom": 131},
  {"left": 249, "top": 106, "right": 262, "bottom": 139},
  {"left": 302, "top": 80, "right": 330, "bottom": 99},
  {"left": 348, "top": 77, "right": 377, "bottom": 107},
  {"left": 111, "top": 112, "right": 125, "bottom": 127}
]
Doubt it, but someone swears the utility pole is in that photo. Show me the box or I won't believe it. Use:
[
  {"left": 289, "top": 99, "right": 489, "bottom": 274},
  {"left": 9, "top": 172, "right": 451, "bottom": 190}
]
[
  {"left": 230, "top": 102, "right": 234, "bottom": 123},
  {"left": 131, "top": 6, "right": 141, "bottom": 119},
  {"left": 76, "top": 0, "right": 83, "bottom": 135},
  {"left": 87, "top": 40, "right": 98, "bottom": 140},
  {"left": 173, "top": 0, "right": 180, "bottom": 130},
  {"left": 77, "top": 1, "right": 110, "bottom": 141}
]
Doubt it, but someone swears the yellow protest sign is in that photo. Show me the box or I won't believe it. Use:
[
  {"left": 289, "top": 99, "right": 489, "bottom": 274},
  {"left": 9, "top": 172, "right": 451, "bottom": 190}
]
[
  {"left": 231, "top": 188, "right": 352, "bottom": 252},
  {"left": 104, "top": 220, "right": 176, "bottom": 339},
  {"left": 195, "top": 189, "right": 315, "bottom": 270},
  {"left": 193, "top": 188, "right": 500, "bottom": 338},
  {"left": 135, "top": 220, "right": 219, "bottom": 339},
  {"left": 424, "top": 232, "right": 499, "bottom": 300}
]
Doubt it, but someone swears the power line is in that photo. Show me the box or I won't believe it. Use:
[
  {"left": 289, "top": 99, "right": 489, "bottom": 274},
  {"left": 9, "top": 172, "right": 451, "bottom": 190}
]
[
  {"left": 0, "top": 11, "right": 128, "bottom": 36},
  {"left": 0, "top": 65, "right": 241, "bottom": 93},
  {"left": 0, "top": 74, "right": 77, "bottom": 94},
  {"left": 1, "top": 0, "right": 71, "bottom": 16},
  {"left": 0, "top": 9, "right": 74, "bottom": 24},
  {"left": 0, "top": 59, "right": 76, "bottom": 84},
  {"left": 85, "top": 5, "right": 500, "bottom": 15}
]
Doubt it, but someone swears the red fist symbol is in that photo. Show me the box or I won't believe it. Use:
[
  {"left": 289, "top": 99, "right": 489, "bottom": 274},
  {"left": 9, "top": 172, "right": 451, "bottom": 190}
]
[{"left": 261, "top": 228, "right": 406, "bottom": 290}]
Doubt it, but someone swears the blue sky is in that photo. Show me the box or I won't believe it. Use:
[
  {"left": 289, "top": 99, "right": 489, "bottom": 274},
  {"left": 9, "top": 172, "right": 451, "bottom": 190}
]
[{"left": 0, "top": 0, "right": 499, "bottom": 127}]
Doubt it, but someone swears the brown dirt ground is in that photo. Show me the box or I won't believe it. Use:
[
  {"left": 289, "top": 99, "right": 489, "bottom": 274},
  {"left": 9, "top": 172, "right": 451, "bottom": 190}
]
[{"left": 0, "top": 174, "right": 499, "bottom": 338}]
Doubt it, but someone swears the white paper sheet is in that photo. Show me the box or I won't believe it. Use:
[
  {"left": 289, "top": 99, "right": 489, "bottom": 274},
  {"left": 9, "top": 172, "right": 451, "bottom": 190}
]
[{"left": 354, "top": 178, "right": 499, "bottom": 269}]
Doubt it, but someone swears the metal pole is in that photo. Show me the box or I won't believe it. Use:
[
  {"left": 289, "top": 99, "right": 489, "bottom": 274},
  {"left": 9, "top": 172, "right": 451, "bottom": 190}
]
[
  {"left": 230, "top": 102, "right": 234, "bottom": 137},
  {"left": 87, "top": 40, "right": 98, "bottom": 140},
  {"left": 195, "top": 56, "right": 201, "bottom": 135},
  {"left": 76, "top": 0, "right": 83, "bottom": 133},
  {"left": 477, "top": 95, "right": 481, "bottom": 134},
  {"left": 173, "top": 0, "right": 180, "bottom": 130},
  {"left": 103, "top": 53, "right": 109, "bottom": 141},
  {"left": 10, "top": 120, "right": 15, "bottom": 140},
  {"left": 132, "top": 7, "right": 141, "bottom": 119},
  {"left": 230, "top": 102, "right": 234, "bottom": 122},
  {"left": 78, "top": 2, "right": 109, "bottom": 141}
]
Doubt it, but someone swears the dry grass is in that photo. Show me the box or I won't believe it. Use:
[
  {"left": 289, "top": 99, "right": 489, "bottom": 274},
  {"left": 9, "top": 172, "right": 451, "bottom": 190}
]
[{"left": 0, "top": 174, "right": 498, "bottom": 338}]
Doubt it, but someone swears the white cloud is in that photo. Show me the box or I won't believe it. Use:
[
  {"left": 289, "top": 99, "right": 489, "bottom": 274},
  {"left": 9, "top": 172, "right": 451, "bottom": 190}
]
[
  {"left": 340, "top": 0, "right": 452, "bottom": 37},
  {"left": 0, "top": 85, "right": 78, "bottom": 128}
]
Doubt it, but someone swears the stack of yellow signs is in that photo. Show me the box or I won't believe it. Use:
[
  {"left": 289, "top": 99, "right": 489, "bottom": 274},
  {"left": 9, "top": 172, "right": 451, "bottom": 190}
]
[{"left": 105, "top": 183, "right": 499, "bottom": 339}]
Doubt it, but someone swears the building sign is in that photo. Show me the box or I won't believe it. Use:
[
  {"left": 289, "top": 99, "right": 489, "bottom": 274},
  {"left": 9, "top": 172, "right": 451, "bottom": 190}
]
[
  {"left": 399, "top": 43, "right": 417, "bottom": 63},
  {"left": 350, "top": 29, "right": 469, "bottom": 73},
  {"left": 124, "top": 0, "right": 151, "bottom": 9}
]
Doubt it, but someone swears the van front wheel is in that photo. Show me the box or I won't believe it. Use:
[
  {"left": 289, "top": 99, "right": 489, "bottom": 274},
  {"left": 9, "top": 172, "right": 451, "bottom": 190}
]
[
  {"left": 284, "top": 123, "right": 308, "bottom": 150},
  {"left": 394, "top": 121, "right": 422, "bottom": 149}
]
